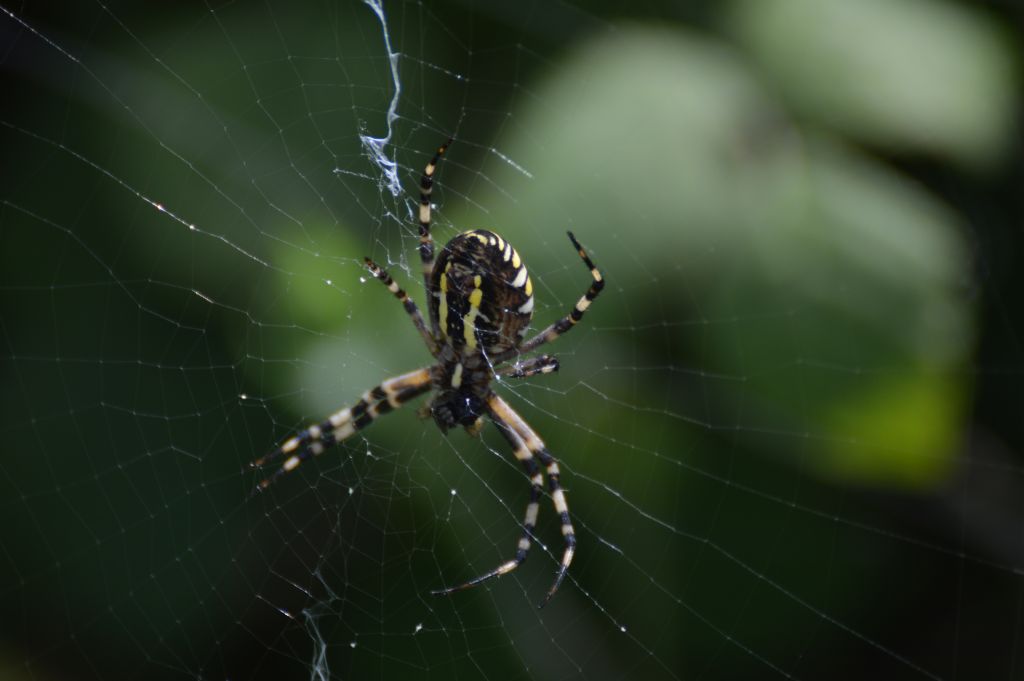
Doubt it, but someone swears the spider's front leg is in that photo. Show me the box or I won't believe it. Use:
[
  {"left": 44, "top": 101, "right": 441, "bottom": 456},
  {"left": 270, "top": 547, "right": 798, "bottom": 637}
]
[
  {"left": 433, "top": 393, "right": 576, "bottom": 608},
  {"left": 251, "top": 367, "right": 433, "bottom": 491}
]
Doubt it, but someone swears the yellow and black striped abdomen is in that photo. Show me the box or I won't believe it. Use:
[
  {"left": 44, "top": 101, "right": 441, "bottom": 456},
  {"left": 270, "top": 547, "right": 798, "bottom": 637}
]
[{"left": 430, "top": 229, "right": 534, "bottom": 355}]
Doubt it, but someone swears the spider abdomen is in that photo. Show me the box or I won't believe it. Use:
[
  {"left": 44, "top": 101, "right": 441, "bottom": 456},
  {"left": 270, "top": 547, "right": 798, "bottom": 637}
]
[{"left": 430, "top": 229, "right": 534, "bottom": 356}]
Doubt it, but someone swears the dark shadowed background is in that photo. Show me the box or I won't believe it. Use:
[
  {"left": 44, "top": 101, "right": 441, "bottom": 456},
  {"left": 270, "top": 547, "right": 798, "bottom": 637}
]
[{"left": 1, "top": 1, "right": 1022, "bottom": 679}]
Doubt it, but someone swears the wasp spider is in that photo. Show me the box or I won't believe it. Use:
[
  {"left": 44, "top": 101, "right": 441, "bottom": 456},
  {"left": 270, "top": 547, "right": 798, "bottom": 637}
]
[{"left": 252, "top": 140, "right": 604, "bottom": 606}]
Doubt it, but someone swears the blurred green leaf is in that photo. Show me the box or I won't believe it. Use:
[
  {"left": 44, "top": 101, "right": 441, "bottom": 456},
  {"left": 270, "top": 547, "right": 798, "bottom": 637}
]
[
  {"left": 469, "top": 24, "right": 973, "bottom": 489},
  {"left": 728, "top": 0, "right": 1018, "bottom": 167},
  {"left": 825, "top": 371, "right": 964, "bottom": 485}
]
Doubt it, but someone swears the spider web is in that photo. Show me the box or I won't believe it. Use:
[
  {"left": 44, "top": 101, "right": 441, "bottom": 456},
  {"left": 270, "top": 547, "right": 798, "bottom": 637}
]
[{"left": 1, "top": 1, "right": 1023, "bottom": 679}]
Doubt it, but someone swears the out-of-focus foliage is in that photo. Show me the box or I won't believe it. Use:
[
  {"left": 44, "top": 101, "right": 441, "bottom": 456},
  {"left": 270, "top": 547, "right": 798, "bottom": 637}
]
[
  {"left": 730, "top": 0, "right": 1017, "bottom": 167},
  {"left": 457, "top": 25, "right": 976, "bottom": 487}
]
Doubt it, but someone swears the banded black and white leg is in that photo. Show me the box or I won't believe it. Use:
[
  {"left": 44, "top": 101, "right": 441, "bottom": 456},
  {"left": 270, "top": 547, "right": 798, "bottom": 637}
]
[
  {"left": 418, "top": 138, "right": 451, "bottom": 335},
  {"left": 251, "top": 368, "right": 433, "bottom": 490},
  {"left": 432, "top": 410, "right": 543, "bottom": 596},
  {"left": 433, "top": 392, "right": 576, "bottom": 607},
  {"left": 493, "top": 231, "right": 603, "bottom": 364},
  {"left": 364, "top": 257, "right": 439, "bottom": 356},
  {"left": 489, "top": 394, "right": 576, "bottom": 606},
  {"left": 497, "top": 354, "right": 559, "bottom": 379}
]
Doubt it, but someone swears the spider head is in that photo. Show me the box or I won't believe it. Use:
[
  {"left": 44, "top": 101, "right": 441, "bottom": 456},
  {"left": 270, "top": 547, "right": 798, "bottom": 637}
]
[{"left": 431, "top": 392, "right": 486, "bottom": 434}]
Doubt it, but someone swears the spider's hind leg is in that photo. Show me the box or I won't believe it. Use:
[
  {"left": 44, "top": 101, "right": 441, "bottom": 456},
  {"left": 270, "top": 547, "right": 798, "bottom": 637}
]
[
  {"left": 500, "top": 232, "right": 603, "bottom": 360},
  {"left": 418, "top": 138, "right": 452, "bottom": 336},
  {"left": 364, "top": 257, "right": 439, "bottom": 356}
]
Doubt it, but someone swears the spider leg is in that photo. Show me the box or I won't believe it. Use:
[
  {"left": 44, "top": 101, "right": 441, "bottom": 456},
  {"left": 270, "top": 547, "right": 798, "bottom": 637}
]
[
  {"left": 495, "top": 232, "right": 603, "bottom": 364},
  {"left": 364, "top": 257, "right": 439, "bottom": 356},
  {"left": 418, "top": 138, "right": 451, "bottom": 336},
  {"left": 497, "top": 354, "right": 559, "bottom": 379},
  {"left": 432, "top": 413, "right": 542, "bottom": 596},
  {"left": 488, "top": 394, "right": 576, "bottom": 606},
  {"left": 251, "top": 367, "right": 433, "bottom": 491},
  {"left": 433, "top": 393, "right": 576, "bottom": 608}
]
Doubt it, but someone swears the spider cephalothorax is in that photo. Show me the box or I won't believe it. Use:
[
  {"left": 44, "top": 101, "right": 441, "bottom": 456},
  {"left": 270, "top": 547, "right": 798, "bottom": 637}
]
[
  {"left": 252, "top": 140, "right": 603, "bottom": 606},
  {"left": 427, "top": 350, "right": 484, "bottom": 430}
]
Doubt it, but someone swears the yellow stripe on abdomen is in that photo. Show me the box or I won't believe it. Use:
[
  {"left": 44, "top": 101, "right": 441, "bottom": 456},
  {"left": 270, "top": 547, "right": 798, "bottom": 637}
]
[
  {"left": 438, "top": 271, "right": 449, "bottom": 337},
  {"left": 463, "top": 275, "right": 484, "bottom": 348}
]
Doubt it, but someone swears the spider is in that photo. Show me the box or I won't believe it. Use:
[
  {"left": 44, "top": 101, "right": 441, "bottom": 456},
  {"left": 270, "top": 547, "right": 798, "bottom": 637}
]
[{"left": 251, "top": 139, "right": 604, "bottom": 606}]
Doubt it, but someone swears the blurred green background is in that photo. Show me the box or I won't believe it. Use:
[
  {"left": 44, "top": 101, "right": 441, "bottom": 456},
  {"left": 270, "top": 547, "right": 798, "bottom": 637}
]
[{"left": 1, "top": 0, "right": 1022, "bottom": 679}]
